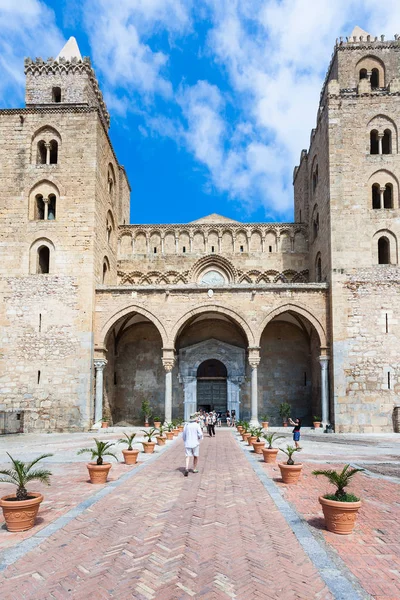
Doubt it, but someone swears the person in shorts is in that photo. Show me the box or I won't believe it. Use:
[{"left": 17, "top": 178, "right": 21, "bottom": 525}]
[
  {"left": 182, "top": 413, "right": 203, "bottom": 476},
  {"left": 226, "top": 410, "right": 231, "bottom": 427},
  {"left": 288, "top": 417, "right": 302, "bottom": 449}
]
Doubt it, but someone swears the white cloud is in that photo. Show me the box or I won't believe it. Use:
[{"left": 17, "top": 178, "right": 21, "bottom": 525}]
[{"left": 0, "top": 0, "right": 64, "bottom": 106}]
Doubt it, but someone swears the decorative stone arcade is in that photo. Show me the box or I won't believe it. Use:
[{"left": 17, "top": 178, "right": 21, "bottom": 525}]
[{"left": 178, "top": 339, "right": 245, "bottom": 421}]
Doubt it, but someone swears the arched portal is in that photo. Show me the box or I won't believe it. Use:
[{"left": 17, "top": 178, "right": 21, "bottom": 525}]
[{"left": 197, "top": 359, "right": 227, "bottom": 414}]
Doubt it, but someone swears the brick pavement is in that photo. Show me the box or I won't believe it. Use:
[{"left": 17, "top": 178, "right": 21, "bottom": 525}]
[
  {"left": 261, "top": 457, "right": 400, "bottom": 600},
  {"left": 0, "top": 430, "right": 333, "bottom": 599}
]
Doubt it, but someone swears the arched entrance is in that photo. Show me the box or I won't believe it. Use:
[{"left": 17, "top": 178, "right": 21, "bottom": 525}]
[{"left": 197, "top": 359, "right": 227, "bottom": 414}]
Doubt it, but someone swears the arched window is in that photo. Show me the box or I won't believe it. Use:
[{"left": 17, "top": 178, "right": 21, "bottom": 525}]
[
  {"left": 316, "top": 254, "right": 322, "bottom": 282},
  {"left": 378, "top": 237, "right": 390, "bottom": 264},
  {"left": 372, "top": 184, "right": 381, "bottom": 209},
  {"left": 102, "top": 257, "right": 110, "bottom": 284},
  {"left": 37, "top": 141, "right": 47, "bottom": 164},
  {"left": 382, "top": 129, "right": 392, "bottom": 154},
  {"left": 48, "top": 194, "right": 56, "bottom": 220},
  {"left": 313, "top": 213, "right": 319, "bottom": 240},
  {"left": 52, "top": 87, "right": 61, "bottom": 103},
  {"left": 107, "top": 164, "right": 116, "bottom": 197},
  {"left": 37, "top": 246, "right": 50, "bottom": 274},
  {"left": 35, "top": 194, "right": 45, "bottom": 220},
  {"left": 359, "top": 68, "right": 368, "bottom": 80},
  {"left": 49, "top": 140, "right": 58, "bottom": 164},
  {"left": 370, "top": 130, "right": 379, "bottom": 154},
  {"left": 371, "top": 68, "right": 379, "bottom": 88},
  {"left": 384, "top": 184, "right": 393, "bottom": 209},
  {"left": 312, "top": 164, "right": 318, "bottom": 193}
]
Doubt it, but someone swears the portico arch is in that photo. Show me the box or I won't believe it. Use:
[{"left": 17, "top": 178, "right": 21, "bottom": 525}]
[
  {"left": 256, "top": 303, "right": 326, "bottom": 347},
  {"left": 99, "top": 304, "right": 168, "bottom": 349}
]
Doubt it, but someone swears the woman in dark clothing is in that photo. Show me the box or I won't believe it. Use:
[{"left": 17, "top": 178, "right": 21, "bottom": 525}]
[{"left": 288, "top": 417, "right": 302, "bottom": 449}]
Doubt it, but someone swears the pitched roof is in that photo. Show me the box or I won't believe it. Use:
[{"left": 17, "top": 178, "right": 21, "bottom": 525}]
[
  {"left": 56, "top": 37, "right": 82, "bottom": 61},
  {"left": 189, "top": 213, "right": 240, "bottom": 224}
]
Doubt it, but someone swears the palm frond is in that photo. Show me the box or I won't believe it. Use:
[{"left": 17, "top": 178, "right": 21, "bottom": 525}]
[{"left": 26, "top": 453, "right": 53, "bottom": 473}]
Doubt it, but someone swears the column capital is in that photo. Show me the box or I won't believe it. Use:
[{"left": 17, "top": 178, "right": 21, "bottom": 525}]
[
  {"left": 162, "top": 359, "right": 175, "bottom": 372},
  {"left": 94, "top": 358, "right": 107, "bottom": 371},
  {"left": 248, "top": 346, "right": 261, "bottom": 368}
]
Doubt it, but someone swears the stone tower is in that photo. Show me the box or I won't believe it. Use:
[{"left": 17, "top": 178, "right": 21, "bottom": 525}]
[
  {"left": 294, "top": 27, "right": 400, "bottom": 432},
  {"left": 0, "top": 38, "right": 130, "bottom": 431}
]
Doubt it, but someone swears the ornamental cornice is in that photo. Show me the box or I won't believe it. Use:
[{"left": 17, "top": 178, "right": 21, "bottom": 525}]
[{"left": 118, "top": 222, "right": 308, "bottom": 237}]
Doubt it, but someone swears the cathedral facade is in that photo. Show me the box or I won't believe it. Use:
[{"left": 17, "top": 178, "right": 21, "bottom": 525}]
[{"left": 0, "top": 30, "right": 399, "bottom": 434}]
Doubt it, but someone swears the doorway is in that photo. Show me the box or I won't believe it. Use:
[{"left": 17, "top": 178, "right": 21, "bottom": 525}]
[{"left": 197, "top": 359, "right": 227, "bottom": 414}]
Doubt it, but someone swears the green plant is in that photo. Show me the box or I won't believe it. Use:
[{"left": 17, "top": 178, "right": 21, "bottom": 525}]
[
  {"left": 142, "top": 428, "right": 157, "bottom": 442},
  {"left": 141, "top": 399, "right": 152, "bottom": 420},
  {"left": 263, "top": 432, "right": 285, "bottom": 449},
  {"left": 166, "top": 422, "right": 174, "bottom": 432},
  {"left": 158, "top": 424, "right": 165, "bottom": 437},
  {"left": 101, "top": 417, "right": 108, "bottom": 423},
  {"left": 312, "top": 464, "right": 364, "bottom": 501},
  {"left": 313, "top": 416, "right": 322, "bottom": 422},
  {"left": 153, "top": 416, "right": 161, "bottom": 422},
  {"left": 279, "top": 402, "right": 291, "bottom": 421},
  {"left": 261, "top": 415, "right": 270, "bottom": 422},
  {"left": 279, "top": 445, "right": 302, "bottom": 465},
  {"left": 242, "top": 421, "right": 250, "bottom": 433},
  {"left": 77, "top": 439, "right": 118, "bottom": 465},
  {"left": 0, "top": 452, "right": 53, "bottom": 501},
  {"left": 118, "top": 432, "right": 137, "bottom": 451},
  {"left": 252, "top": 427, "right": 264, "bottom": 441}
]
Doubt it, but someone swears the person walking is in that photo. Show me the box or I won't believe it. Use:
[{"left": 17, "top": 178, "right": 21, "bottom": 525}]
[
  {"left": 288, "top": 417, "right": 302, "bottom": 449},
  {"left": 226, "top": 410, "right": 231, "bottom": 427},
  {"left": 206, "top": 412, "right": 215, "bottom": 437},
  {"left": 182, "top": 413, "right": 203, "bottom": 476}
]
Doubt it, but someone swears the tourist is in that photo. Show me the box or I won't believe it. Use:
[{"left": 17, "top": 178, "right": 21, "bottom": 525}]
[
  {"left": 288, "top": 417, "right": 302, "bottom": 449},
  {"left": 182, "top": 413, "right": 203, "bottom": 476},
  {"left": 231, "top": 409, "right": 236, "bottom": 427},
  {"left": 217, "top": 411, "right": 222, "bottom": 427},
  {"left": 206, "top": 412, "right": 215, "bottom": 437},
  {"left": 226, "top": 410, "right": 231, "bottom": 427}
]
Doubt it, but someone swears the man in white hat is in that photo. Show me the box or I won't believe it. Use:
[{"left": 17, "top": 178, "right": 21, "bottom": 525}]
[{"left": 182, "top": 413, "right": 203, "bottom": 477}]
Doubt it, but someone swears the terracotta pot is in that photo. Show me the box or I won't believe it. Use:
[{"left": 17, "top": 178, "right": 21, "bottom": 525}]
[
  {"left": 144, "top": 421, "right": 149, "bottom": 427},
  {"left": 313, "top": 422, "right": 322, "bottom": 428},
  {"left": 87, "top": 462, "right": 112, "bottom": 484},
  {"left": 242, "top": 433, "right": 251, "bottom": 442},
  {"left": 0, "top": 492, "right": 43, "bottom": 532},
  {"left": 178, "top": 426, "right": 184, "bottom": 433},
  {"left": 278, "top": 463, "right": 303, "bottom": 484},
  {"left": 262, "top": 448, "right": 279, "bottom": 463},
  {"left": 101, "top": 421, "right": 108, "bottom": 428},
  {"left": 142, "top": 441, "right": 156, "bottom": 454},
  {"left": 154, "top": 421, "right": 161, "bottom": 428},
  {"left": 237, "top": 426, "right": 243, "bottom": 433},
  {"left": 166, "top": 431, "right": 174, "bottom": 440},
  {"left": 122, "top": 449, "right": 139, "bottom": 465},
  {"left": 283, "top": 422, "right": 288, "bottom": 427},
  {"left": 261, "top": 422, "right": 269, "bottom": 429},
  {"left": 172, "top": 428, "right": 179, "bottom": 436},
  {"left": 248, "top": 435, "right": 257, "bottom": 446},
  {"left": 156, "top": 436, "right": 166, "bottom": 446},
  {"left": 319, "top": 496, "right": 361, "bottom": 535},
  {"left": 252, "top": 440, "right": 266, "bottom": 454}
]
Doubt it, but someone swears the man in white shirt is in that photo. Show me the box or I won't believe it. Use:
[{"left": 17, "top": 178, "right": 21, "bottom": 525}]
[{"left": 182, "top": 413, "right": 203, "bottom": 477}]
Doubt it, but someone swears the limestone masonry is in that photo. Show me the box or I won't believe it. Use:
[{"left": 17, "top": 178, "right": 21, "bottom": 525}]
[{"left": 0, "top": 28, "right": 399, "bottom": 433}]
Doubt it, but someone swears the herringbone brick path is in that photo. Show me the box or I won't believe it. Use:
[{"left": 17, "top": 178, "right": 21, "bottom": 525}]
[{"left": 0, "top": 431, "right": 332, "bottom": 599}]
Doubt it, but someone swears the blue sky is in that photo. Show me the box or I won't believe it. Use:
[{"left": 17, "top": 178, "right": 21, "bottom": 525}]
[{"left": 1, "top": 1, "right": 399, "bottom": 224}]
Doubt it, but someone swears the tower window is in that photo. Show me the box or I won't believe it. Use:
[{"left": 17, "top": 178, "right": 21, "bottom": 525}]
[
  {"left": 37, "top": 141, "right": 47, "bottom": 164},
  {"left": 382, "top": 130, "right": 392, "bottom": 154},
  {"left": 35, "top": 194, "right": 45, "bottom": 220},
  {"left": 52, "top": 87, "right": 61, "bottom": 103},
  {"left": 370, "top": 69, "right": 379, "bottom": 88},
  {"left": 182, "top": 246, "right": 186, "bottom": 253},
  {"left": 154, "top": 247, "right": 157, "bottom": 254},
  {"left": 359, "top": 68, "right": 368, "bottom": 80},
  {"left": 372, "top": 184, "right": 380, "bottom": 209},
  {"left": 48, "top": 194, "right": 56, "bottom": 220},
  {"left": 378, "top": 236, "right": 390, "bottom": 264},
  {"left": 240, "top": 245, "right": 244, "bottom": 253},
  {"left": 316, "top": 255, "right": 322, "bottom": 282},
  {"left": 211, "top": 246, "right": 215, "bottom": 253},
  {"left": 312, "top": 165, "right": 319, "bottom": 193},
  {"left": 269, "top": 245, "right": 272, "bottom": 253},
  {"left": 370, "top": 130, "right": 379, "bottom": 154},
  {"left": 49, "top": 140, "right": 58, "bottom": 164},
  {"left": 384, "top": 184, "right": 393, "bottom": 209},
  {"left": 37, "top": 246, "right": 50, "bottom": 274}
]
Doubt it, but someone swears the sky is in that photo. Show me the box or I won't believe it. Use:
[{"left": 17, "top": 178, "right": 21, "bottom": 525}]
[{"left": 1, "top": 1, "right": 400, "bottom": 224}]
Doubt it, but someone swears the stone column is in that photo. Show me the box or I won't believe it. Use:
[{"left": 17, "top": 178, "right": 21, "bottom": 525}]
[
  {"left": 379, "top": 186, "right": 385, "bottom": 209},
  {"left": 175, "top": 236, "right": 179, "bottom": 254},
  {"left": 319, "top": 355, "right": 330, "bottom": 426},
  {"left": 182, "top": 376, "right": 197, "bottom": 422},
  {"left": 162, "top": 349, "right": 175, "bottom": 424},
  {"left": 378, "top": 133, "right": 384, "bottom": 155},
  {"left": 248, "top": 347, "right": 261, "bottom": 426},
  {"left": 161, "top": 234, "right": 164, "bottom": 254},
  {"left": 218, "top": 234, "right": 222, "bottom": 253},
  {"left": 43, "top": 197, "right": 49, "bottom": 221},
  {"left": 93, "top": 359, "right": 107, "bottom": 424},
  {"left": 45, "top": 142, "right": 51, "bottom": 165},
  {"left": 189, "top": 234, "right": 193, "bottom": 253}
]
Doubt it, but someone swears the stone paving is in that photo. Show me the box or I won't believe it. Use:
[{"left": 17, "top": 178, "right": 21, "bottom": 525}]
[{"left": 0, "top": 428, "right": 398, "bottom": 599}]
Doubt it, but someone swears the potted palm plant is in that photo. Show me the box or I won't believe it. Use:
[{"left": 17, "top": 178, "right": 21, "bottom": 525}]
[
  {"left": 77, "top": 439, "right": 118, "bottom": 483},
  {"left": 171, "top": 420, "right": 179, "bottom": 436},
  {"left": 101, "top": 417, "right": 109, "bottom": 429},
  {"left": 141, "top": 428, "right": 157, "bottom": 453},
  {"left": 278, "top": 445, "right": 302, "bottom": 483},
  {"left": 312, "top": 465, "right": 364, "bottom": 534},
  {"left": 0, "top": 452, "right": 52, "bottom": 532},
  {"left": 141, "top": 399, "right": 152, "bottom": 427},
  {"left": 261, "top": 415, "right": 269, "bottom": 430},
  {"left": 241, "top": 421, "right": 251, "bottom": 442},
  {"left": 165, "top": 422, "right": 175, "bottom": 440},
  {"left": 247, "top": 426, "right": 258, "bottom": 446},
  {"left": 262, "top": 432, "right": 285, "bottom": 463},
  {"left": 156, "top": 425, "right": 166, "bottom": 446},
  {"left": 251, "top": 427, "right": 266, "bottom": 454},
  {"left": 279, "top": 402, "right": 291, "bottom": 426},
  {"left": 177, "top": 420, "right": 184, "bottom": 433},
  {"left": 153, "top": 416, "right": 161, "bottom": 428},
  {"left": 313, "top": 416, "right": 322, "bottom": 428},
  {"left": 118, "top": 432, "right": 139, "bottom": 465},
  {"left": 236, "top": 419, "right": 244, "bottom": 434}
]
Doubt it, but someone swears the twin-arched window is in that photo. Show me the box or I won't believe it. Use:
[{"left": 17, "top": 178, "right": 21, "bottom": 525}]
[
  {"left": 371, "top": 183, "right": 393, "bottom": 209},
  {"left": 370, "top": 129, "right": 392, "bottom": 154},
  {"left": 32, "top": 126, "right": 61, "bottom": 165}
]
